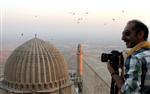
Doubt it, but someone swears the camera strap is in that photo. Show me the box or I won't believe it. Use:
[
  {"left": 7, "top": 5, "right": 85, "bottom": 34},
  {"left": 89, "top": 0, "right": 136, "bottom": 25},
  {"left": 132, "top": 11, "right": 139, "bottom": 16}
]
[{"left": 140, "top": 58, "right": 147, "bottom": 93}]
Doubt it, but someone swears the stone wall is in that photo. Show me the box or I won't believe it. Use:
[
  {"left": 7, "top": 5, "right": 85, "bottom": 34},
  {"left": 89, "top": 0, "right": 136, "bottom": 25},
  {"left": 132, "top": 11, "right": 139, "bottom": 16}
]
[{"left": 82, "top": 58, "right": 111, "bottom": 94}]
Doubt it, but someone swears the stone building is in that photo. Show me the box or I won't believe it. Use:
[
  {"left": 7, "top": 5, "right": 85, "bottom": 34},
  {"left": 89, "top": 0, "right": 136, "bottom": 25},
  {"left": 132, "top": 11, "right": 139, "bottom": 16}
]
[{"left": 0, "top": 38, "right": 72, "bottom": 94}]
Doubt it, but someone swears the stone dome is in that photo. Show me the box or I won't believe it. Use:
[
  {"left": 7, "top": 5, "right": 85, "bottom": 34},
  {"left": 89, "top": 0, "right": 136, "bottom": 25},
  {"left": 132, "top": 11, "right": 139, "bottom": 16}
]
[{"left": 2, "top": 38, "right": 70, "bottom": 93}]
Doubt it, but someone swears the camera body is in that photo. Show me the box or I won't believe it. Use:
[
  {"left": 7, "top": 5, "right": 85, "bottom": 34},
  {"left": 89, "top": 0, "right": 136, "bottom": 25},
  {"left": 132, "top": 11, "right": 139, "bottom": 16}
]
[{"left": 101, "top": 50, "right": 124, "bottom": 70}]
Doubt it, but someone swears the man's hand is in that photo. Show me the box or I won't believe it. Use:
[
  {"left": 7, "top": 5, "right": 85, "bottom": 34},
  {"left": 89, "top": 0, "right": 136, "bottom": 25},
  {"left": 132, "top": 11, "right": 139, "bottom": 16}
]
[{"left": 107, "top": 63, "right": 124, "bottom": 89}]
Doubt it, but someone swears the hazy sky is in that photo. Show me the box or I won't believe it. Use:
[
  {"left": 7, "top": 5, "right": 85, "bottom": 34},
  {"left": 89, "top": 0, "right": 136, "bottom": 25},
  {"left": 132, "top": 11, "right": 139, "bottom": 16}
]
[{"left": 0, "top": 0, "right": 150, "bottom": 48}]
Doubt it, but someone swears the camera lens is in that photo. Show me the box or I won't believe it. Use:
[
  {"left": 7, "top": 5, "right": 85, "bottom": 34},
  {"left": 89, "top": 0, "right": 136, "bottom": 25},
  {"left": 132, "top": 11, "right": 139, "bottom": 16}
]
[{"left": 101, "top": 53, "right": 111, "bottom": 62}]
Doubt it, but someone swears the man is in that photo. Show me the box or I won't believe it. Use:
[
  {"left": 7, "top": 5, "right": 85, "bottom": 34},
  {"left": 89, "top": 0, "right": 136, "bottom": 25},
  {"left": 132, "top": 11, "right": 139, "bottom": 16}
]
[{"left": 107, "top": 19, "right": 150, "bottom": 94}]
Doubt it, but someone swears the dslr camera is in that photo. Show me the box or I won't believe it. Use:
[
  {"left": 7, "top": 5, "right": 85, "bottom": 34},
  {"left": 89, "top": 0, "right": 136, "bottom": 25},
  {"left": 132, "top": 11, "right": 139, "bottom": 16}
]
[
  {"left": 101, "top": 50, "right": 125, "bottom": 94},
  {"left": 101, "top": 50, "right": 124, "bottom": 70}
]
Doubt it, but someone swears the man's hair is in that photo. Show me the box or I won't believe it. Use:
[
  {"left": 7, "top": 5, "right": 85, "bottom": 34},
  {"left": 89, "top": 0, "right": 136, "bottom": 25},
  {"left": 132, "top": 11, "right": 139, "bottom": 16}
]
[{"left": 128, "top": 19, "right": 149, "bottom": 40}]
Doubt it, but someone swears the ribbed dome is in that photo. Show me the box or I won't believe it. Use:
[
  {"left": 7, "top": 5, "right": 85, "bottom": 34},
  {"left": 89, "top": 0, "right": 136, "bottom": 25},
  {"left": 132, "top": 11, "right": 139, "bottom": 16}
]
[{"left": 3, "top": 38, "right": 69, "bottom": 92}]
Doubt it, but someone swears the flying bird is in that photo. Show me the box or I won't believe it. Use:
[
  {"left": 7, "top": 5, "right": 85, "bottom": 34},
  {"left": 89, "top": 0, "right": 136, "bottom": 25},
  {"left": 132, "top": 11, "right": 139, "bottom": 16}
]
[
  {"left": 21, "top": 33, "right": 24, "bottom": 36},
  {"left": 77, "top": 21, "right": 80, "bottom": 24},
  {"left": 85, "top": 12, "right": 89, "bottom": 14},
  {"left": 77, "top": 18, "right": 81, "bottom": 20},
  {"left": 122, "top": 10, "right": 124, "bottom": 13},
  {"left": 112, "top": 18, "right": 115, "bottom": 21}
]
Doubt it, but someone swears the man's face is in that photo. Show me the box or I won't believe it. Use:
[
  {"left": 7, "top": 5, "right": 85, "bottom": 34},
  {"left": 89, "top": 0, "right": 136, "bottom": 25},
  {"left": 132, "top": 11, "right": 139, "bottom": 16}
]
[{"left": 122, "top": 23, "right": 140, "bottom": 48}]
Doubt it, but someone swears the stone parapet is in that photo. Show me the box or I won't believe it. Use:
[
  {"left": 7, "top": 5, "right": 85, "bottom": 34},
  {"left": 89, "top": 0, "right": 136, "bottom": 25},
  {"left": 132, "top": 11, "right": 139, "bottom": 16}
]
[{"left": 82, "top": 57, "right": 111, "bottom": 94}]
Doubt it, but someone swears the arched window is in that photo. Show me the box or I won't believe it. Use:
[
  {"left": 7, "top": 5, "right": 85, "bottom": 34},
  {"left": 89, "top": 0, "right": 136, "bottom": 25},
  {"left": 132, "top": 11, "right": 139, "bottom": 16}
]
[
  {"left": 26, "top": 84, "right": 29, "bottom": 89},
  {"left": 49, "top": 83, "right": 53, "bottom": 88},
  {"left": 44, "top": 84, "right": 47, "bottom": 89},
  {"left": 55, "top": 82, "right": 57, "bottom": 87},
  {"left": 38, "top": 84, "right": 42, "bottom": 90},
  {"left": 20, "top": 84, "right": 23, "bottom": 90},
  {"left": 32, "top": 84, "right": 35, "bottom": 89},
  {"left": 15, "top": 84, "right": 18, "bottom": 89}
]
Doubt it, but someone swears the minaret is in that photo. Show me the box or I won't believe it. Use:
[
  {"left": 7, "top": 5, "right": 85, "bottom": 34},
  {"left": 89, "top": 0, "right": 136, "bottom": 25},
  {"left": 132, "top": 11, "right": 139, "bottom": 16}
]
[
  {"left": 76, "top": 44, "right": 83, "bottom": 93},
  {"left": 77, "top": 44, "right": 83, "bottom": 77}
]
